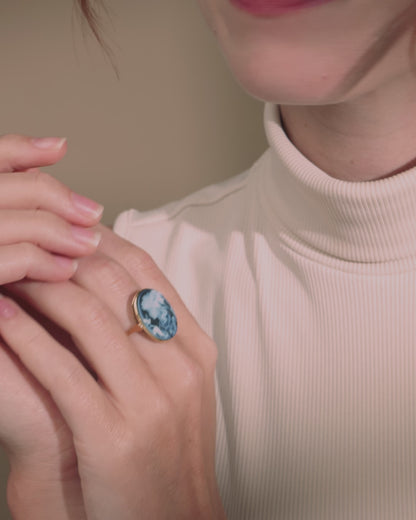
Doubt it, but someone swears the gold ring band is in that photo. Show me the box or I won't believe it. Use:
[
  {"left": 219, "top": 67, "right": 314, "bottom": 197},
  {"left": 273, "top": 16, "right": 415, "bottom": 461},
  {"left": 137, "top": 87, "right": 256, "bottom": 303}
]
[{"left": 126, "top": 321, "right": 144, "bottom": 336}]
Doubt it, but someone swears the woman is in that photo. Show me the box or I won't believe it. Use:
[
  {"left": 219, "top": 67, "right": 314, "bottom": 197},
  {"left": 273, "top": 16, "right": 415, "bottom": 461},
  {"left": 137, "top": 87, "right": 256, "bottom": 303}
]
[{"left": 1, "top": 0, "right": 416, "bottom": 518}]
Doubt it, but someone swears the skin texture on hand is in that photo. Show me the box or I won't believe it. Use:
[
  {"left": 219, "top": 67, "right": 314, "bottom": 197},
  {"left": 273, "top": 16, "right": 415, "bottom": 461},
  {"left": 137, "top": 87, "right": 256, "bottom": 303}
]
[
  {"left": 0, "top": 227, "right": 226, "bottom": 520},
  {"left": 0, "top": 133, "right": 101, "bottom": 519},
  {"left": 0, "top": 335, "right": 86, "bottom": 520},
  {"left": 7, "top": 471, "right": 87, "bottom": 520},
  {"left": 0, "top": 134, "right": 103, "bottom": 286}
]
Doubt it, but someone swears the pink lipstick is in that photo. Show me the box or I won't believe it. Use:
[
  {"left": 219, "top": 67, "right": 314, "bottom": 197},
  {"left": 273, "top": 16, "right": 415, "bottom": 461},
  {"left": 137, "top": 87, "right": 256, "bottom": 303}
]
[{"left": 229, "top": 0, "right": 334, "bottom": 17}]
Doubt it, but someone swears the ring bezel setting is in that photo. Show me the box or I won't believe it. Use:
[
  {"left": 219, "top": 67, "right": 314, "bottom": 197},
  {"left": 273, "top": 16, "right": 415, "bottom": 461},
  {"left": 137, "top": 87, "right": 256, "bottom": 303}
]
[{"left": 127, "top": 289, "right": 178, "bottom": 342}]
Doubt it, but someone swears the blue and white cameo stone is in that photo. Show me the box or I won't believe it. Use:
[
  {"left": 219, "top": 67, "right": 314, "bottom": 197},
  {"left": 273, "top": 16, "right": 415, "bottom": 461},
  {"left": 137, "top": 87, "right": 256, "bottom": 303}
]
[{"left": 134, "top": 289, "right": 178, "bottom": 341}]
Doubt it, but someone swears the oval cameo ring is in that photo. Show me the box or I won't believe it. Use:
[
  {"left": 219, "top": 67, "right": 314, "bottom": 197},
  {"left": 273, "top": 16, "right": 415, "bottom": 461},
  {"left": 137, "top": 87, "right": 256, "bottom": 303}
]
[{"left": 126, "top": 289, "right": 178, "bottom": 341}]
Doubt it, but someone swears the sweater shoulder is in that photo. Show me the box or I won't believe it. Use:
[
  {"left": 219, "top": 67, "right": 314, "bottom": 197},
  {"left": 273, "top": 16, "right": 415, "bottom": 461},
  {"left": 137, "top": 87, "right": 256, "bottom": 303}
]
[
  {"left": 112, "top": 151, "right": 269, "bottom": 281},
  {"left": 113, "top": 167, "right": 253, "bottom": 241}
]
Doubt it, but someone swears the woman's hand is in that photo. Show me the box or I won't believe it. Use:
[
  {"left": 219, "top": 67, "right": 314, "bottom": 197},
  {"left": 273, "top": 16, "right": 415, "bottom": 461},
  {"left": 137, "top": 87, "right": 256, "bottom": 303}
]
[
  {"left": 1, "top": 227, "right": 225, "bottom": 520},
  {"left": 0, "top": 133, "right": 103, "bottom": 284},
  {"left": 0, "top": 330, "right": 87, "bottom": 519},
  {"left": 0, "top": 133, "right": 103, "bottom": 519}
]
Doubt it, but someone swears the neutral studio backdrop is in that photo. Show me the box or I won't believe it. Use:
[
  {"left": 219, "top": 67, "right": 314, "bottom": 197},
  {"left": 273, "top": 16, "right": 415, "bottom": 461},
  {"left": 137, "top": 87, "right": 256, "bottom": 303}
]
[{"left": 0, "top": 0, "right": 266, "bottom": 516}]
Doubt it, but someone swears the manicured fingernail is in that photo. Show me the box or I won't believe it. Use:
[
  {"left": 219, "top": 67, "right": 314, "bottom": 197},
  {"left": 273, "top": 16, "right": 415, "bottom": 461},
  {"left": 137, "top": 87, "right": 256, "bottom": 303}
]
[
  {"left": 31, "top": 137, "right": 67, "bottom": 150},
  {"left": 71, "top": 192, "right": 104, "bottom": 219},
  {"left": 71, "top": 226, "right": 101, "bottom": 247},
  {"left": 0, "top": 297, "right": 17, "bottom": 319},
  {"left": 54, "top": 256, "right": 79, "bottom": 273}
]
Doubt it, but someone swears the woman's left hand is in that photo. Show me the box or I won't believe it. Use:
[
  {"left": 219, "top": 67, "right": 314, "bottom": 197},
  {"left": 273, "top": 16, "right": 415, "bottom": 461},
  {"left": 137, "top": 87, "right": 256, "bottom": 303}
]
[{"left": 0, "top": 226, "right": 225, "bottom": 520}]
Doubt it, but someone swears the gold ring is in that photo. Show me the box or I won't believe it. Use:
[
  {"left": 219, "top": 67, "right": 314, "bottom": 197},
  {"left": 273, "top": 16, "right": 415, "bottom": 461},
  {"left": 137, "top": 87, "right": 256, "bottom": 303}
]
[{"left": 126, "top": 289, "right": 178, "bottom": 342}]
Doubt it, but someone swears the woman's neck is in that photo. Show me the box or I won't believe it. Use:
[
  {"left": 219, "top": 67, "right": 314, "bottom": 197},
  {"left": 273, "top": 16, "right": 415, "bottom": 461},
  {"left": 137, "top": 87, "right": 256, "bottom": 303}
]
[{"left": 280, "top": 72, "right": 416, "bottom": 182}]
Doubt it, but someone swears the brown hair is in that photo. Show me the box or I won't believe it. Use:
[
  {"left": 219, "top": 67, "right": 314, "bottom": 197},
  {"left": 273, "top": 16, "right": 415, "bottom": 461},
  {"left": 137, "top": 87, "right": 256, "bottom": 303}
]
[
  {"left": 74, "top": 0, "right": 118, "bottom": 75},
  {"left": 76, "top": 0, "right": 104, "bottom": 49}
]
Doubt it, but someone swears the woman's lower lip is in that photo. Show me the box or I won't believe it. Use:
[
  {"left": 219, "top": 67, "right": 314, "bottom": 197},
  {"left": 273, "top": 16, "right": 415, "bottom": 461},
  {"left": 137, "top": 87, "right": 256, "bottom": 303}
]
[{"left": 229, "top": 0, "right": 334, "bottom": 17}]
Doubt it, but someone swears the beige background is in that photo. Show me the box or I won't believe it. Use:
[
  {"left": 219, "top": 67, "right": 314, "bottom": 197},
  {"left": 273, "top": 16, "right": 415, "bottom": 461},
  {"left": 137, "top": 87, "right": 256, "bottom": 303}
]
[{"left": 0, "top": 0, "right": 266, "bottom": 516}]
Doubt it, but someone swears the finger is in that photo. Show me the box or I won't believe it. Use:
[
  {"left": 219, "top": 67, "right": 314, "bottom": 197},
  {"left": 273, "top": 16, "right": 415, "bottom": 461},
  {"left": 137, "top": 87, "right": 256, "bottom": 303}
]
[
  {"left": 72, "top": 254, "right": 212, "bottom": 414},
  {"left": 0, "top": 171, "right": 103, "bottom": 227},
  {"left": 72, "top": 252, "right": 140, "bottom": 332},
  {"left": 98, "top": 225, "right": 190, "bottom": 322},
  {"left": 74, "top": 255, "right": 218, "bottom": 445},
  {"left": 0, "top": 209, "right": 101, "bottom": 257},
  {"left": 0, "top": 243, "right": 78, "bottom": 284},
  {"left": 73, "top": 252, "right": 183, "bottom": 349},
  {"left": 0, "top": 134, "right": 67, "bottom": 173},
  {"left": 95, "top": 229, "right": 216, "bottom": 369},
  {"left": 73, "top": 252, "right": 183, "bottom": 359},
  {"left": 0, "top": 293, "right": 110, "bottom": 439},
  {"left": 8, "top": 280, "right": 151, "bottom": 402},
  {"left": 98, "top": 225, "right": 206, "bottom": 344}
]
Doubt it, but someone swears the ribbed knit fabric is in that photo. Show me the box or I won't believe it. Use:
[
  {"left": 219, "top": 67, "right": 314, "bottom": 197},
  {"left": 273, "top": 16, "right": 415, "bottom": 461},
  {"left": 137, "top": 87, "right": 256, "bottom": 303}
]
[{"left": 114, "top": 103, "right": 416, "bottom": 519}]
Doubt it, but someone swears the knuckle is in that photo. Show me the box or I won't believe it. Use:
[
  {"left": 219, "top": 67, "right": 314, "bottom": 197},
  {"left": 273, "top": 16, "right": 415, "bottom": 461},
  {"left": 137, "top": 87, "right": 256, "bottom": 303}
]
[
  {"left": 21, "top": 169, "right": 70, "bottom": 211},
  {"left": 15, "top": 242, "right": 58, "bottom": 279},
  {"left": 86, "top": 255, "right": 128, "bottom": 291},
  {"left": 18, "top": 242, "right": 40, "bottom": 263},
  {"left": 31, "top": 169, "right": 51, "bottom": 188},
  {"left": 28, "top": 206, "right": 51, "bottom": 223},
  {"left": 30, "top": 170, "right": 56, "bottom": 199},
  {"left": 23, "top": 325, "right": 46, "bottom": 351},
  {"left": 123, "top": 246, "right": 158, "bottom": 277},
  {"left": 178, "top": 354, "right": 204, "bottom": 393},
  {"left": 0, "top": 134, "right": 29, "bottom": 172},
  {"left": 54, "top": 180, "right": 73, "bottom": 209},
  {"left": 30, "top": 170, "right": 66, "bottom": 199},
  {"left": 86, "top": 301, "right": 109, "bottom": 331},
  {"left": 53, "top": 359, "right": 85, "bottom": 393},
  {"left": 79, "top": 296, "right": 109, "bottom": 331},
  {"left": 148, "top": 390, "right": 174, "bottom": 426}
]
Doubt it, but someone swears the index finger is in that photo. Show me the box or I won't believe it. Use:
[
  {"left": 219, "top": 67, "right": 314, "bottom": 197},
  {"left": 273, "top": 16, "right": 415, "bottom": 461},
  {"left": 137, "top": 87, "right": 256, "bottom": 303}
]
[
  {"left": 97, "top": 225, "right": 185, "bottom": 312},
  {"left": 0, "top": 133, "right": 67, "bottom": 173},
  {"left": 0, "top": 170, "right": 103, "bottom": 226}
]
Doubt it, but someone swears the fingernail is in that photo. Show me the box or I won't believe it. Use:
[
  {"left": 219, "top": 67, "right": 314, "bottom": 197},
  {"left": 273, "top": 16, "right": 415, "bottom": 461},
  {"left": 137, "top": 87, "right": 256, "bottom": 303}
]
[
  {"left": 31, "top": 137, "right": 67, "bottom": 150},
  {"left": 71, "top": 226, "right": 101, "bottom": 248},
  {"left": 54, "top": 256, "right": 79, "bottom": 273},
  {"left": 0, "top": 298, "right": 17, "bottom": 319},
  {"left": 71, "top": 192, "right": 104, "bottom": 219}
]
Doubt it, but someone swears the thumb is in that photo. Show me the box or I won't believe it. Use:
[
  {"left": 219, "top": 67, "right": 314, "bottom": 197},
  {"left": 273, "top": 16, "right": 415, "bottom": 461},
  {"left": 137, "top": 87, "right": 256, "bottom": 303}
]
[{"left": 0, "top": 134, "right": 67, "bottom": 173}]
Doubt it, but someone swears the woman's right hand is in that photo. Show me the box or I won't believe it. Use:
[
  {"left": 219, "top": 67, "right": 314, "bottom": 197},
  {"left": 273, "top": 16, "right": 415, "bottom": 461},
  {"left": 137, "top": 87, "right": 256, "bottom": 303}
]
[
  {"left": 0, "top": 133, "right": 103, "bottom": 285},
  {"left": 0, "top": 133, "right": 102, "bottom": 519}
]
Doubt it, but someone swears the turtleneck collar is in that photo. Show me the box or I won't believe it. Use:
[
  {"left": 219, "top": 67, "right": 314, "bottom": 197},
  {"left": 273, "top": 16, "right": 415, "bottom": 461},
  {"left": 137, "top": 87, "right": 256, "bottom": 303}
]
[{"left": 260, "top": 103, "right": 416, "bottom": 264}]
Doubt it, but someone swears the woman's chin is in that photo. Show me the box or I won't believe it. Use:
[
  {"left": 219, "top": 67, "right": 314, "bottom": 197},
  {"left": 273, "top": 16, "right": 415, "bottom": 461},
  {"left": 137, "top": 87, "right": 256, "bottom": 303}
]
[{"left": 226, "top": 60, "right": 347, "bottom": 105}]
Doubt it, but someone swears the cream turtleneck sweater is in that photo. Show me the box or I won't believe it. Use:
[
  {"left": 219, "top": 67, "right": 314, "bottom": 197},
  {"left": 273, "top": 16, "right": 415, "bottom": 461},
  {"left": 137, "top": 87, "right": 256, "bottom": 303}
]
[{"left": 114, "top": 103, "right": 416, "bottom": 519}]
